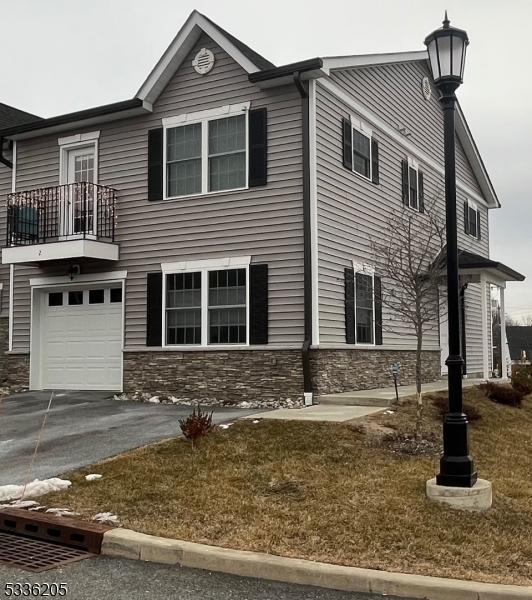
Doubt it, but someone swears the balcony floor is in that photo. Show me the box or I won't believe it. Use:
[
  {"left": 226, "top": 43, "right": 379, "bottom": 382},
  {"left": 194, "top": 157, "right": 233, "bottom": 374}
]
[{"left": 2, "top": 239, "right": 119, "bottom": 265}]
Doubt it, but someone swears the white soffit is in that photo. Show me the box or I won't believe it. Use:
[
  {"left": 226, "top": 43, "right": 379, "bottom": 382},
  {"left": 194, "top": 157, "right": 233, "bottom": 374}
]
[{"left": 321, "top": 50, "right": 427, "bottom": 71}]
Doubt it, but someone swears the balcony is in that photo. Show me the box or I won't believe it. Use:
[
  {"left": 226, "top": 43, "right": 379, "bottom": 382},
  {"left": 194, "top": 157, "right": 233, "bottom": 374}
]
[{"left": 2, "top": 182, "right": 119, "bottom": 265}]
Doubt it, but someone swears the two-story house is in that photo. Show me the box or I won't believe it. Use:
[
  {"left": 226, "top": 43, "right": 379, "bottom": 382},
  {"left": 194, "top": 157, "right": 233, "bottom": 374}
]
[{"left": 0, "top": 11, "right": 523, "bottom": 404}]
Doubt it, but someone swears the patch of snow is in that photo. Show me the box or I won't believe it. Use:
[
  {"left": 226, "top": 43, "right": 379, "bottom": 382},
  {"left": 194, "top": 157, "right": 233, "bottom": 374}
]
[
  {"left": 384, "top": 410, "right": 395, "bottom": 415},
  {"left": 28, "top": 506, "right": 46, "bottom": 512},
  {"left": 9, "top": 500, "right": 40, "bottom": 509},
  {"left": 148, "top": 396, "right": 160, "bottom": 404},
  {"left": 238, "top": 401, "right": 251, "bottom": 408},
  {"left": 0, "top": 478, "right": 71, "bottom": 502},
  {"left": 46, "top": 508, "right": 78, "bottom": 517},
  {"left": 85, "top": 474, "right": 103, "bottom": 482},
  {"left": 94, "top": 512, "right": 119, "bottom": 524},
  {"left": 219, "top": 423, "right": 233, "bottom": 429},
  {"left": 252, "top": 420, "right": 260, "bottom": 424}
]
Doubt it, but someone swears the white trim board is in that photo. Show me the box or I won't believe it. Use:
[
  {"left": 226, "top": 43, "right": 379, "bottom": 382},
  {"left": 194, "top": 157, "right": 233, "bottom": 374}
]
[
  {"left": 58, "top": 131, "right": 100, "bottom": 146},
  {"left": 162, "top": 102, "right": 249, "bottom": 127},
  {"left": 318, "top": 78, "right": 495, "bottom": 209},
  {"left": 2, "top": 240, "right": 118, "bottom": 265},
  {"left": 161, "top": 255, "right": 250, "bottom": 273},
  {"left": 29, "top": 270, "right": 127, "bottom": 288},
  {"left": 322, "top": 51, "right": 427, "bottom": 71},
  {"left": 309, "top": 79, "right": 320, "bottom": 346}
]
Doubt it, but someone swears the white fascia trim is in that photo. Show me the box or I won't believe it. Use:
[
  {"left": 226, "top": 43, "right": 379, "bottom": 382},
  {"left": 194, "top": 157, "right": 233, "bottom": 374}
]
[
  {"left": 455, "top": 103, "right": 499, "bottom": 209},
  {"left": 136, "top": 11, "right": 261, "bottom": 104},
  {"left": 309, "top": 79, "right": 319, "bottom": 346},
  {"left": 321, "top": 51, "right": 427, "bottom": 71},
  {"left": 58, "top": 131, "right": 100, "bottom": 146},
  {"left": 162, "top": 255, "right": 251, "bottom": 274},
  {"left": 319, "top": 78, "right": 492, "bottom": 209},
  {"left": 29, "top": 270, "right": 127, "bottom": 288},
  {"left": 162, "top": 102, "right": 250, "bottom": 128}
]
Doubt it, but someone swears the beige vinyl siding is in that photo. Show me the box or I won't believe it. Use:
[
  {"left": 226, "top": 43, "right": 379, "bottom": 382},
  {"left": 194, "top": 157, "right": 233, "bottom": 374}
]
[
  {"left": 316, "top": 62, "right": 490, "bottom": 351},
  {"left": 464, "top": 282, "right": 485, "bottom": 376},
  {"left": 9, "top": 34, "right": 304, "bottom": 352}
]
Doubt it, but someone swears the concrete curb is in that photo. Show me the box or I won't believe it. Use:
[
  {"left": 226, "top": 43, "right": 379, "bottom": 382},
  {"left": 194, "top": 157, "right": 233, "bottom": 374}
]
[{"left": 102, "top": 529, "right": 532, "bottom": 599}]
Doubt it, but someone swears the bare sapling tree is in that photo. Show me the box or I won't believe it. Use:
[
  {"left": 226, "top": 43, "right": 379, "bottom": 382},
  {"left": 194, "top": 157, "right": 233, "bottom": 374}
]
[{"left": 371, "top": 200, "right": 446, "bottom": 438}]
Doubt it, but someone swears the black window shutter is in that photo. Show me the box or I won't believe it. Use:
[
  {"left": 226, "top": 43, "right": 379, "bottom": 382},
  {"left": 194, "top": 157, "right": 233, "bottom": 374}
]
[
  {"left": 249, "top": 108, "right": 267, "bottom": 187},
  {"left": 371, "top": 139, "right": 380, "bottom": 184},
  {"left": 345, "top": 267, "right": 355, "bottom": 344},
  {"left": 249, "top": 264, "right": 268, "bottom": 344},
  {"left": 148, "top": 128, "right": 163, "bottom": 201},
  {"left": 342, "top": 118, "right": 352, "bottom": 170},
  {"left": 464, "top": 201, "right": 469, "bottom": 234},
  {"left": 418, "top": 171, "right": 425, "bottom": 213},
  {"left": 476, "top": 211, "right": 481, "bottom": 240},
  {"left": 401, "top": 159, "right": 409, "bottom": 206},
  {"left": 146, "top": 272, "right": 163, "bottom": 346},
  {"left": 374, "top": 276, "right": 383, "bottom": 345}
]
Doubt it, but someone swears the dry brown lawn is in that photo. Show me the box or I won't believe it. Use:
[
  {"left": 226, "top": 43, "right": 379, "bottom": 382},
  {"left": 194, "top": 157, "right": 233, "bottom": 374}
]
[{"left": 44, "top": 387, "right": 532, "bottom": 585}]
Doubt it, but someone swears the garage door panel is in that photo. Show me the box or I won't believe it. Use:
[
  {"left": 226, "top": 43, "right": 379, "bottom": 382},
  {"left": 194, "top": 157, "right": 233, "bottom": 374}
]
[{"left": 39, "top": 286, "right": 123, "bottom": 391}]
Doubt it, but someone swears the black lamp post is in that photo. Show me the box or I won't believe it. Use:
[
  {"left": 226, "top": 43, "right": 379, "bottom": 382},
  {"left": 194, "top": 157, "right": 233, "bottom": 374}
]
[{"left": 425, "top": 13, "right": 477, "bottom": 488}]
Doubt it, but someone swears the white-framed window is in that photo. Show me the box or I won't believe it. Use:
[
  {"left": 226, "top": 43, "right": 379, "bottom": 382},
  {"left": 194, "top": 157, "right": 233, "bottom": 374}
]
[
  {"left": 407, "top": 157, "right": 420, "bottom": 210},
  {"left": 161, "top": 256, "right": 250, "bottom": 347},
  {"left": 351, "top": 117, "right": 373, "bottom": 180},
  {"left": 162, "top": 103, "right": 249, "bottom": 199},
  {"left": 465, "top": 199, "right": 481, "bottom": 239},
  {"left": 353, "top": 264, "right": 375, "bottom": 345}
]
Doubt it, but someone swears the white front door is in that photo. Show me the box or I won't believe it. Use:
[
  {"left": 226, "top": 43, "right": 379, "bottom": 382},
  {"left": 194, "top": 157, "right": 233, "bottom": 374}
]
[
  {"left": 63, "top": 146, "right": 96, "bottom": 237},
  {"left": 39, "top": 285, "right": 123, "bottom": 390}
]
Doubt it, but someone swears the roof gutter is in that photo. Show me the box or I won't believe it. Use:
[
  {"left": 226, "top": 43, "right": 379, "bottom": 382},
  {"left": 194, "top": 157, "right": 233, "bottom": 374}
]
[{"left": 293, "top": 70, "right": 313, "bottom": 404}]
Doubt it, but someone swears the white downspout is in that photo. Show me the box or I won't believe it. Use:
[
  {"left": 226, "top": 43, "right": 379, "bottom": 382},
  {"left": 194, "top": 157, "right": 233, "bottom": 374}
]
[{"left": 8, "top": 140, "right": 16, "bottom": 352}]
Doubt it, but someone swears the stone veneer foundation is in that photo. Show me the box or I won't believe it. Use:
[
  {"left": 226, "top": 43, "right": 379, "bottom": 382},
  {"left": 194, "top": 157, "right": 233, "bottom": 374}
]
[
  {"left": 0, "top": 317, "right": 8, "bottom": 384},
  {"left": 310, "top": 349, "right": 441, "bottom": 397},
  {"left": 123, "top": 350, "right": 305, "bottom": 405},
  {"left": 6, "top": 353, "right": 30, "bottom": 391}
]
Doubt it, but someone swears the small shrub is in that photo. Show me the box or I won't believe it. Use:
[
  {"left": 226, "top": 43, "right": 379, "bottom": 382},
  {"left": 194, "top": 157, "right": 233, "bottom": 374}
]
[
  {"left": 178, "top": 405, "right": 215, "bottom": 449},
  {"left": 511, "top": 366, "right": 532, "bottom": 395},
  {"left": 479, "top": 382, "right": 523, "bottom": 408},
  {"left": 431, "top": 395, "right": 482, "bottom": 422}
]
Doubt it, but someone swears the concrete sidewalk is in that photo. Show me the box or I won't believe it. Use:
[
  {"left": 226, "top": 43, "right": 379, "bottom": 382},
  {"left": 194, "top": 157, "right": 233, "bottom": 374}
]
[
  {"left": 243, "top": 404, "right": 387, "bottom": 423},
  {"left": 318, "top": 378, "right": 484, "bottom": 407}
]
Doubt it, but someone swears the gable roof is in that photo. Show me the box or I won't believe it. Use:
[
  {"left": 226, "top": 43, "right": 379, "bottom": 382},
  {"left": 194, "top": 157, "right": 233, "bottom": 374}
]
[
  {"left": 136, "top": 10, "right": 274, "bottom": 104},
  {"left": 506, "top": 326, "right": 532, "bottom": 361},
  {"left": 434, "top": 247, "right": 525, "bottom": 282},
  {"left": 0, "top": 102, "right": 40, "bottom": 130}
]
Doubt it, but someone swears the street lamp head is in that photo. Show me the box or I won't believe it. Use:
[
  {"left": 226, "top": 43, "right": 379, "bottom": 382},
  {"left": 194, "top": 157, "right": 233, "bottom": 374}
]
[{"left": 424, "top": 11, "right": 469, "bottom": 92}]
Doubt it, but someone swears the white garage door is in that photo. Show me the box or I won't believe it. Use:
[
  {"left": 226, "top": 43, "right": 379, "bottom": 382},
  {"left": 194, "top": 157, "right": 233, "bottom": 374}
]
[{"left": 39, "top": 286, "right": 123, "bottom": 390}]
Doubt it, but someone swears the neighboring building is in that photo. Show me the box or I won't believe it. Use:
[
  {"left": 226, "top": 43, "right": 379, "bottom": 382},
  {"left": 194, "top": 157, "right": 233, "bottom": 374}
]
[
  {"left": 0, "top": 103, "right": 40, "bottom": 383},
  {"left": 506, "top": 326, "right": 532, "bottom": 365},
  {"left": 0, "top": 11, "right": 524, "bottom": 402}
]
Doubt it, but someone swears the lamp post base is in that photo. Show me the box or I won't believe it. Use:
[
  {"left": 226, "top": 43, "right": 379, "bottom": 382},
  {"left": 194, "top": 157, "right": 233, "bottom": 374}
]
[{"left": 426, "top": 477, "right": 492, "bottom": 512}]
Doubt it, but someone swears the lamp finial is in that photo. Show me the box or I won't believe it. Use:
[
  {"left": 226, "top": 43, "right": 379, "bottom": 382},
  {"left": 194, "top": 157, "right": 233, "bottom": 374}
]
[{"left": 443, "top": 10, "right": 450, "bottom": 28}]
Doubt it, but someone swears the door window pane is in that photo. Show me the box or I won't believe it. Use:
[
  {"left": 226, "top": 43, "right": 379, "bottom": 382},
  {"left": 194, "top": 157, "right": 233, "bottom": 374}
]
[
  {"left": 208, "top": 115, "right": 246, "bottom": 191},
  {"left": 166, "top": 123, "right": 202, "bottom": 197},
  {"left": 208, "top": 268, "right": 246, "bottom": 344},
  {"left": 355, "top": 273, "right": 374, "bottom": 344},
  {"left": 89, "top": 289, "right": 105, "bottom": 304},
  {"left": 352, "top": 130, "right": 371, "bottom": 178},
  {"left": 110, "top": 287, "right": 122, "bottom": 303},
  {"left": 68, "top": 291, "right": 84, "bottom": 305},
  {"left": 48, "top": 292, "right": 63, "bottom": 307},
  {"left": 166, "top": 272, "right": 201, "bottom": 344}
]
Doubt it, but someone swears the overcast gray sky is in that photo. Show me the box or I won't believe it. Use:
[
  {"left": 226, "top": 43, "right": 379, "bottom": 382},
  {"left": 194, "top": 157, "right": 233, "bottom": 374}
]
[{"left": 1, "top": 0, "right": 530, "bottom": 318}]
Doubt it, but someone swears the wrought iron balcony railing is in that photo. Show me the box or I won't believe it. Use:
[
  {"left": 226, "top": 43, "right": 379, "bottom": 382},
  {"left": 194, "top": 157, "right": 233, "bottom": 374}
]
[{"left": 6, "top": 182, "right": 116, "bottom": 247}]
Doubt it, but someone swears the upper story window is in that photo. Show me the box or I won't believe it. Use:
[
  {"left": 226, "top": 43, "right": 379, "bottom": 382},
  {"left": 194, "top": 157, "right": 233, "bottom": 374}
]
[
  {"left": 162, "top": 103, "right": 249, "bottom": 200},
  {"left": 401, "top": 158, "right": 425, "bottom": 213},
  {"left": 341, "top": 116, "right": 379, "bottom": 184},
  {"left": 464, "top": 200, "right": 481, "bottom": 240}
]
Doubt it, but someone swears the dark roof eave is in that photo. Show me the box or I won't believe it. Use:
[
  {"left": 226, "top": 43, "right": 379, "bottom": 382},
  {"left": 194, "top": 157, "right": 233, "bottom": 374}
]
[
  {"left": 0, "top": 98, "right": 145, "bottom": 138},
  {"left": 249, "top": 58, "right": 324, "bottom": 83},
  {"left": 460, "top": 260, "right": 525, "bottom": 282}
]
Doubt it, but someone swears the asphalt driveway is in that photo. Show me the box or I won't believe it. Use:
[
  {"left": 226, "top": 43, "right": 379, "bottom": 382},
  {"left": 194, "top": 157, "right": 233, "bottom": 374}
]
[{"left": 0, "top": 391, "right": 261, "bottom": 485}]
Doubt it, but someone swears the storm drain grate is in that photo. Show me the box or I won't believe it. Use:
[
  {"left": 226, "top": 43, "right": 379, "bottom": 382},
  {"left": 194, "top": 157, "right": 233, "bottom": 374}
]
[{"left": 0, "top": 531, "right": 95, "bottom": 572}]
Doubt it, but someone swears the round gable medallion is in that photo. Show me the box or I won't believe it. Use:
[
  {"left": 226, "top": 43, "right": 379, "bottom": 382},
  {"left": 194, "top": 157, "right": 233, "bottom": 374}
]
[
  {"left": 421, "top": 76, "right": 432, "bottom": 101},
  {"left": 192, "top": 48, "right": 215, "bottom": 75}
]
